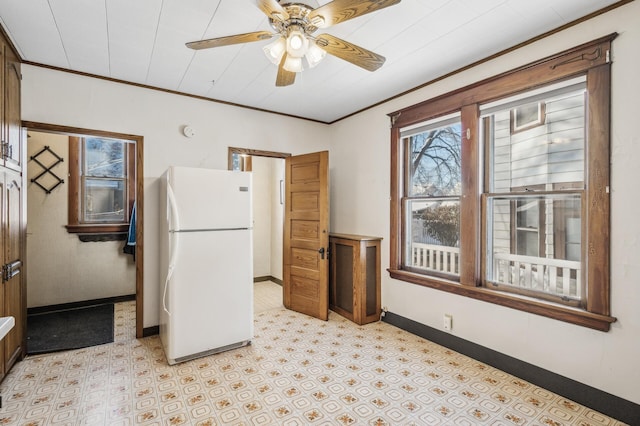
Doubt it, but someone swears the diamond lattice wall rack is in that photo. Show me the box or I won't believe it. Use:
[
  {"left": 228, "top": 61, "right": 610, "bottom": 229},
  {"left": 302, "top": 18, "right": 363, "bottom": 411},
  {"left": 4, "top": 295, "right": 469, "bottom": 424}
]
[{"left": 30, "top": 145, "right": 64, "bottom": 194}]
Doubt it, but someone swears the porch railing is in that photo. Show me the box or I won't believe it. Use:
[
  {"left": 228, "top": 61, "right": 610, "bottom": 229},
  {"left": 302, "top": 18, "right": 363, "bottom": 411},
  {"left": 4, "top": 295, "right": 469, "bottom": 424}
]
[
  {"left": 411, "top": 243, "right": 460, "bottom": 275},
  {"left": 492, "top": 252, "right": 581, "bottom": 299},
  {"left": 410, "top": 243, "right": 582, "bottom": 299}
]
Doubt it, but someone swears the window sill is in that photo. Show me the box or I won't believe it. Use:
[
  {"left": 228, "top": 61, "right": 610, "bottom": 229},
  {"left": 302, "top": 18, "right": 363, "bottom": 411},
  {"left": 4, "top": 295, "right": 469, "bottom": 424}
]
[
  {"left": 388, "top": 269, "right": 617, "bottom": 332},
  {"left": 66, "top": 224, "right": 129, "bottom": 234}
]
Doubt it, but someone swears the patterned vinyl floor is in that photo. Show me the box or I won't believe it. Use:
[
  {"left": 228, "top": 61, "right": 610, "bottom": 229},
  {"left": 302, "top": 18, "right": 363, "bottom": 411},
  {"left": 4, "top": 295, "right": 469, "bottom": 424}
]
[{"left": 0, "top": 282, "right": 627, "bottom": 425}]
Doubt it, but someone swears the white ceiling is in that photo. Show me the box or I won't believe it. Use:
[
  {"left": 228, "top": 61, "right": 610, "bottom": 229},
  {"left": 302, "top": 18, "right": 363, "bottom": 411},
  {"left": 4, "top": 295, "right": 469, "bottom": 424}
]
[{"left": 0, "top": 0, "right": 623, "bottom": 123}]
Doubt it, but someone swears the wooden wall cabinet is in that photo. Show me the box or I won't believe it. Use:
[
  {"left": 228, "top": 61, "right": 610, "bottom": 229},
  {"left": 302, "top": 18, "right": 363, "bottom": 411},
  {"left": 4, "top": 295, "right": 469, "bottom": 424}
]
[
  {"left": 3, "top": 46, "right": 21, "bottom": 171},
  {"left": 329, "top": 234, "right": 381, "bottom": 325}
]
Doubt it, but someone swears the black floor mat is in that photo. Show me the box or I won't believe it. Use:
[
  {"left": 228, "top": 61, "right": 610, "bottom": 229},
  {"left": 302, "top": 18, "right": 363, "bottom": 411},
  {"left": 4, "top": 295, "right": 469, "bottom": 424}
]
[{"left": 26, "top": 303, "right": 114, "bottom": 354}]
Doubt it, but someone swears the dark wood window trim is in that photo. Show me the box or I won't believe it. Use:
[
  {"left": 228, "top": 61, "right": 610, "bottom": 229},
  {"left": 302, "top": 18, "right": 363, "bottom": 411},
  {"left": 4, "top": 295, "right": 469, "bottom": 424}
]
[
  {"left": 67, "top": 135, "right": 136, "bottom": 234},
  {"left": 389, "top": 34, "right": 616, "bottom": 331}
]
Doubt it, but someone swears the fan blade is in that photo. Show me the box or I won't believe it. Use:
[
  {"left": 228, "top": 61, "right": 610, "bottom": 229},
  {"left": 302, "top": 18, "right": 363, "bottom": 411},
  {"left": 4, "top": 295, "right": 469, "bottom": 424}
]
[
  {"left": 316, "top": 33, "right": 385, "bottom": 71},
  {"left": 309, "top": 0, "right": 401, "bottom": 28},
  {"left": 276, "top": 53, "right": 296, "bottom": 87},
  {"left": 186, "top": 31, "right": 273, "bottom": 50},
  {"left": 256, "top": 0, "right": 289, "bottom": 22}
]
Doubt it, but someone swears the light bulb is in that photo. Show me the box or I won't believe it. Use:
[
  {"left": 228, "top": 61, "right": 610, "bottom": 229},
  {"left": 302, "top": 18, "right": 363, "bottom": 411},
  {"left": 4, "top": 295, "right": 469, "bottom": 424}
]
[
  {"left": 290, "top": 34, "right": 303, "bottom": 50},
  {"left": 286, "top": 28, "right": 308, "bottom": 58}
]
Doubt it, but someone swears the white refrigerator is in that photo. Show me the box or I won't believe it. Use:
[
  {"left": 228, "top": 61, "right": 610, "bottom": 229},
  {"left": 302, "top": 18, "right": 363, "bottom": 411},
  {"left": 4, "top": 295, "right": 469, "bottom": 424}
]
[{"left": 159, "top": 166, "right": 253, "bottom": 365}]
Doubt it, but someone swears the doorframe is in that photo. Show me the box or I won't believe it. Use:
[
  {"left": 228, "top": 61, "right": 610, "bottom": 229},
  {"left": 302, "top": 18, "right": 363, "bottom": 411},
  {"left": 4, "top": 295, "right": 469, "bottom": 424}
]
[
  {"left": 228, "top": 147, "right": 291, "bottom": 170},
  {"left": 23, "top": 121, "right": 145, "bottom": 339}
]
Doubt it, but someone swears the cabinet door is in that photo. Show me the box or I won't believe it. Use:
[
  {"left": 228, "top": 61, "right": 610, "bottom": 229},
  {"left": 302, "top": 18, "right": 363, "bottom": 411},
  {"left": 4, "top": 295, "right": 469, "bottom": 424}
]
[
  {"left": 3, "top": 58, "right": 21, "bottom": 171},
  {"left": 3, "top": 172, "right": 22, "bottom": 370}
]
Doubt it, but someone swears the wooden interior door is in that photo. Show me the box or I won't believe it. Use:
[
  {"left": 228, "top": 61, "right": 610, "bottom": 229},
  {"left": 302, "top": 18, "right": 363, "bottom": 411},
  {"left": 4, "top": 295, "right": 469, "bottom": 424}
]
[{"left": 283, "top": 151, "right": 329, "bottom": 320}]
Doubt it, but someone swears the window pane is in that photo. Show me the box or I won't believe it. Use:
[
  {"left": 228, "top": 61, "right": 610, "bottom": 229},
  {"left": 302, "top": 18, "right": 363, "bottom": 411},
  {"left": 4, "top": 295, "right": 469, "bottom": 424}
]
[
  {"left": 485, "top": 84, "right": 585, "bottom": 193},
  {"left": 84, "top": 137, "right": 126, "bottom": 178},
  {"left": 487, "top": 194, "right": 582, "bottom": 300},
  {"left": 84, "top": 178, "right": 126, "bottom": 222},
  {"left": 408, "top": 123, "right": 462, "bottom": 197},
  {"left": 406, "top": 199, "right": 460, "bottom": 276}
]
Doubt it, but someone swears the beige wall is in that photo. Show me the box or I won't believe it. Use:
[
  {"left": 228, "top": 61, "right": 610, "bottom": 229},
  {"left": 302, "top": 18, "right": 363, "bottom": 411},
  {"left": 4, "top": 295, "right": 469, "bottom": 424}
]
[
  {"left": 26, "top": 131, "right": 136, "bottom": 307},
  {"left": 328, "top": 1, "right": 640, "bottom": 405},
  {"left": 20, "top": 1, "right": 640, "bottom": 406}
]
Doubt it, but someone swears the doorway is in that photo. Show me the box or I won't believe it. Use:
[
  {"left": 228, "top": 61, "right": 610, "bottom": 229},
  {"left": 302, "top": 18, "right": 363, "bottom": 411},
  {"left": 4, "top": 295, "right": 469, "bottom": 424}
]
[
  {"left": 228, "top": 147, "right": 331, "bottom": 321},
  {"left": 24, "top": 122, "right": 144, "bottom": 340},
  {"left": 228, "top": 147, "right": 289, "bottom": 288}
]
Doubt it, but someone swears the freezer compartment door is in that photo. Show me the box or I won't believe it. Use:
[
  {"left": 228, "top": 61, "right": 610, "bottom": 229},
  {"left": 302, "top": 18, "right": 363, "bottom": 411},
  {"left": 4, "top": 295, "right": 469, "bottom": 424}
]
[
  {"left": 166, "top": 167, "right": 252, "bottom": 231},
  {"left": 162, "top": 229, "right": 253, "bottom": 362}
]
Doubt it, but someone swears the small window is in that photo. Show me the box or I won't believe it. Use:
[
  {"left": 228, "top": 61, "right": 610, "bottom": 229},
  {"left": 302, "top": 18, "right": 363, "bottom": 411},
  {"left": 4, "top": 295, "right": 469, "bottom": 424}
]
[
  {"left": 67, "top": 136, "right": 136, "bottom": 234},
  {"left": 231, "top": 153, "right": 252, "bottom": 171},
  {"left": 514, "top": 198, "right": 542, "bottom": 257},
  {"left": 510, "top": 101, "right": 546, "bottom": 134}
]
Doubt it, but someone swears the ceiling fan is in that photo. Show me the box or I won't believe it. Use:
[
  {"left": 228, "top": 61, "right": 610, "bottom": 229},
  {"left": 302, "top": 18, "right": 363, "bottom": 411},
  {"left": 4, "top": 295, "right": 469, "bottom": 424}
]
[{"left": 186, "top": 0, "right": 401, "bottom": 87}]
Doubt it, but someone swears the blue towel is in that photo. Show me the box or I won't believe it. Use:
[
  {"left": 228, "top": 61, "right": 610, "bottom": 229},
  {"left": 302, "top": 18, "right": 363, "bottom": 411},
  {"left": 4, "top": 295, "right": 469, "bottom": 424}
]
[{"left": 123, "top": 202, "right": 136, "bottom": 259}]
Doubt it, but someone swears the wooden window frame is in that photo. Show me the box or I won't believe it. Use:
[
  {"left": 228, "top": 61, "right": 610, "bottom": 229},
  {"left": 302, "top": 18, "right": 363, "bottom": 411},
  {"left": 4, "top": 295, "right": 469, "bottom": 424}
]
[
  {"left": 388, "top": 34, "right": 616, "bottom": 331},
  {"left": 67, "top": 136, "right": 136, "bottom": 234}
]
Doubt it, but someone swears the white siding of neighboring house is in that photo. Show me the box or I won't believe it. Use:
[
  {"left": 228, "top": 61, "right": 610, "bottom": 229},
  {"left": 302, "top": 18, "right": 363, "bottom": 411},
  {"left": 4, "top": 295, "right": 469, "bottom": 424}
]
[{"left": 490, "top": 90, "right": 585, "bottom": 258}]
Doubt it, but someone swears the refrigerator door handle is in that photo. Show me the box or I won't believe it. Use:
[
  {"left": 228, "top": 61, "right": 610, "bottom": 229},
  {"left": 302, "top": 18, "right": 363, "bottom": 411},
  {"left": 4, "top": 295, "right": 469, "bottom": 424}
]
[
  {"left": 164, "top": 230, "right": 179, "bottom": 315},
  {"left": 163, "top": 184, "right": 181, "bottom": 315},
  {"left": 167, "top": 182, "right": 180, "bottom": 232},
  {"left": 163, "top": 270, "right": 172, "bottom": 316}
]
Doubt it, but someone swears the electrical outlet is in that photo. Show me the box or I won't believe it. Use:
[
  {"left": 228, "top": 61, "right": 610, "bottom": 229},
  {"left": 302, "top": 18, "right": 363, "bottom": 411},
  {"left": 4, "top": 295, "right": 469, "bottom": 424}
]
[{"left": 443, "top": 314, "right": 453, "bottom": 331}]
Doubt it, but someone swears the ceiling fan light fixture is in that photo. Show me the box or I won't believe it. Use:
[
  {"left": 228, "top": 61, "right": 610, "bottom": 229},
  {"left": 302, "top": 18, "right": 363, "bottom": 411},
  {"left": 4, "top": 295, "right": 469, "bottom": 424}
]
[
  {"left": 283, "top": 55, "right": 304, "bottom": 73},
  {"left": 263, "top": 36, "right": 286, "bottom": 65},
  {"left": 187, "top": 0, "right": 399, "bottom": 86},
  {"left": 305, "top": 41, "right": 326, "bottom": 68},
  {"left": 286, "top": 27, "right": 308, "bottom": 58}
]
